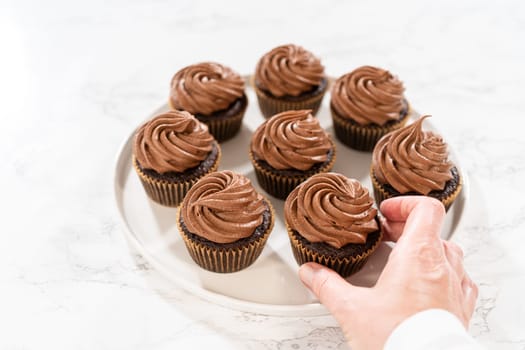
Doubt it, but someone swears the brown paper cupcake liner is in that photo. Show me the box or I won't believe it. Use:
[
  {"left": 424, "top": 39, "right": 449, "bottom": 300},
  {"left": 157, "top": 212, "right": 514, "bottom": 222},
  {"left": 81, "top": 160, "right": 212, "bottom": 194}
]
[
  {"left": 330, "top": 106, "right": 410, "bottom": 152},
  {"left": 198, "top": 107, "right": 246, "bottom": 143},
  {"left": 133, "top": 149, "right": 221, "bottom": 207},
  {"left": 286, "top": 225, "right": 383, "bottom": 277},
  {"left": 251, "top": 76, "right": 327, "bottom": 118},
  {"left": 177, "top": 201, "right": 275, "bottom": 273},
  {"left": 248, "top": 141, "right": 336, "bottom": 200},
  {"left": 370, "top": 168, "right": 462, "bottom": 212},
  {"left": 168, "top": 100, "right": 247, "bottom": 143}
]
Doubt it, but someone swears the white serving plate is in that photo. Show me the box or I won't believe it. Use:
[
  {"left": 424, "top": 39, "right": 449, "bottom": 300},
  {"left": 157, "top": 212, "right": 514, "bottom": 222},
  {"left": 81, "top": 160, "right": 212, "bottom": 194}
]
[{"left": 114, "top": 79, "right": 469, "bottom": 316}]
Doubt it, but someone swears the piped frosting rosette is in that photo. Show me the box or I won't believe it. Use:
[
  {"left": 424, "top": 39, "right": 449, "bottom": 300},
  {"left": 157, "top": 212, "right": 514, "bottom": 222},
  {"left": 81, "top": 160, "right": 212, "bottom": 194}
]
[
  {"left": 132, "top": 110, "right": 220, "bottom": 207},
  {"left": 251, "top": 109, "right": 332, "bottom": 171},
  {"left": 170, "top": 62, "right": 245, "bottom": 115},
  {"left": 284, "top": 172, "right": 382, "bottom": 277},
  {"left": 331, "top": 65, "right": 407, "bottom": 126},
  {"left": 285, "top": 173, "right": 378, "bottom": 248},
  {"left": 177, "top": 171, "right": 274, "bottom": 273},
  {"left": 249, "top": 109, "right": 335, "bottom": 199},
  {"left": 169, "top": 62, "right": 247, "bottom": 142},
  {"left": 181, "top": 171, "right": 267, "bottom": 243},
  {"left": 330, "top": 65, "right": 410, "bottom": 151},
  {"left": 371, "top": 115, "right": 462, "bottom": 210},
  {"left": 253, "top": 44, "right": 327, "bottom": 117},
  {"left": 255, "top": 44, "right": 325, "bottom": 97},
  {"left": 134, "top": 110, "right": 214, "bottom": 173}
]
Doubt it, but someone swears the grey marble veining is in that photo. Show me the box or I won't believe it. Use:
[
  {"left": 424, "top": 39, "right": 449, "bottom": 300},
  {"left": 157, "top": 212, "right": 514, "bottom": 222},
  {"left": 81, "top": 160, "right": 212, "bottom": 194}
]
[{"left": 1, "top": 0, "right": 525, "bottom": 349}]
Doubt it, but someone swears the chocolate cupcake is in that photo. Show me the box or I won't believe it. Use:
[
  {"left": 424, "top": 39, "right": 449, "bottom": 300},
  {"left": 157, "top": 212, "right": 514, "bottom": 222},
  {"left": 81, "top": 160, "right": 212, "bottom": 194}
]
[
  {"left": 169, "top": 62, "right": 247, "bottom": 142},
  {"left": 177, "top": 170, "right": 274, "bottom": 273},
  {"left": 249, "top": 109, "right": 336, "bottom": 199},
  {"left": 330, "top": 65, "right": 410, "bottom": 151},
  {"left": 370, "top": 115, "right": 462, "bottom": 211},
  {"left": 133, "top": 110, "right": 221, "bottom": 207},
  {"left": 253, "top": 44, "right": 327, "bottom": 118},
  {"left": 285, "top": 172, "right": 382, "bottom": 277}
]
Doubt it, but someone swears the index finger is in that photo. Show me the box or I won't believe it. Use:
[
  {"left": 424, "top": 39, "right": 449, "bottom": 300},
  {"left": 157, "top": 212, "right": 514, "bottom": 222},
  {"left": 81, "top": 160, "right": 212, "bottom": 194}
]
[{"left": 380, "top": 196, "right": 446, "bottom": 246}]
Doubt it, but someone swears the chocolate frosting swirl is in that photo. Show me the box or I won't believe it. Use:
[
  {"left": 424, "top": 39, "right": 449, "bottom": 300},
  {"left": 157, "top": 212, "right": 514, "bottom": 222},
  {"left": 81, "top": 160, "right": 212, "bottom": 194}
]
[
  {"left": 331, "top": 65, "right": 406, "bottom": 126},
  {"left": 285, "top": 173, "right": 378, "bottom": 248},
  {"left": 170, "top": 62, "right": 245, "bottom": 115},
  {"left": 251, "top": 109, "right": 332, "bottom": 171},
  {"left": 133, "top": 110, "right": 214, "bottom": 174},
  {"left": 372, "top": 115, "right": 453, "bottom": 195},
  {"left": 181, "top": 171, "right": 267, "bottom": 243},
  {"left": 255, "top": 44, "right": 325, "bottom": 97}
]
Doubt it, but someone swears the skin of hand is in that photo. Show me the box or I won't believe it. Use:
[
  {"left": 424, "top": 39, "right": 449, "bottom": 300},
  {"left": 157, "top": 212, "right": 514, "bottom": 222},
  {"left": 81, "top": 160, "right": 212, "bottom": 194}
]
[{"left": 298, "top": 196, "right": 478, "bottom": 350}]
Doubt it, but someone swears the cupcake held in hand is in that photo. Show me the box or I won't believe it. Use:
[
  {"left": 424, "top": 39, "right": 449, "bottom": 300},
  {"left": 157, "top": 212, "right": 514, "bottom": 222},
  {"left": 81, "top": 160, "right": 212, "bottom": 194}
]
[
  {"left": 370, "top": 115, "right": 462, "bottom": 211},
  {"left": 133, "top": 110, "right": 221, "bottom": 207},
  {"left": 330, "top": 65, "right": 410, "bottom": 151},
  {"left": 285, "top": 172, "right": 382, "bottom": 277},
  {"left": 253, "top": 44, "right": 327, "bottom": 118},
  {"left": 169, "top": 62, "right": 247, "bottom": 142},
  {"left": 249, "top": 109, "right": 336, "bottom": 199},
  {"left": 177, "top": 170, "right": 274, "bottom": 273}
]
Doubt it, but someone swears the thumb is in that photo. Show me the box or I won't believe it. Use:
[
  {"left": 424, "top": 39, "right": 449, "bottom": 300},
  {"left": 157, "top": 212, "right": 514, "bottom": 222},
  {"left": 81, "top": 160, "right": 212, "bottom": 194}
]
[
  {"left": 380, "top": 196, "right": 446, "bottom": 247},
  {"left": 299, "top": 262, "right": 363, "bottom": 319}
]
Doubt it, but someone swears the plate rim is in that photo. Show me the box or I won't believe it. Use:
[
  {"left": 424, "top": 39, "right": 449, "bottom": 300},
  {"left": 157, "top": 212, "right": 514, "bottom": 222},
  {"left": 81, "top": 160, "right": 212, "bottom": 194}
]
[
  {"left": 113, "top": 80, "right": 470, "bottom": 317},
  {"left": 113, "top": 129, "right": 331, "bottom": 316}
]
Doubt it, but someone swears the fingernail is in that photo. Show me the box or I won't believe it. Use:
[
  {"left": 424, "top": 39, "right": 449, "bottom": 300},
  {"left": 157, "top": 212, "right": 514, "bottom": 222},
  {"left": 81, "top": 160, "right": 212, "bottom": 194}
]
[{"left": 299, "top": 264, "right": 314, "bottom": 287}]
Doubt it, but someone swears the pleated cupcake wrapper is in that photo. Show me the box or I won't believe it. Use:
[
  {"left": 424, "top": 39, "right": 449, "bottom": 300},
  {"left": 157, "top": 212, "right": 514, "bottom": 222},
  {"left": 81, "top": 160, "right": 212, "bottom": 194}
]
[
  {"left": 201, "top": 108, "right": 245, "bottom": 143},
  {"left": 251, "top": 76, "right": 327, "bottom": 118},
  {"left": 168, "top": 100, "right": 247, "bottom": 143},
  {"left": 248, "top": 142, "right": 336, "bottom": 200},
  {"left": 133, "top": 149, "right": 221, "bottom": 207},
  {"left": 176, "top": 200, "right": 275, "bottom": 273},
  {"left": 370, "top": 168, "right": 462, "bottom": 212},
  {"left": 330, "top": 106, "right": 410, "bottom": 152},
  {"left": 286, "top": 225, "right": 383, "bottom": 278}
]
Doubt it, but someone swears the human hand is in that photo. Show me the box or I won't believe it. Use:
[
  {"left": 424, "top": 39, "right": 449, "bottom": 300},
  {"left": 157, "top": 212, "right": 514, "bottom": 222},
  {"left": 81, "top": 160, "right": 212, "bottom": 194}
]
[{"left": 298, "top": 196, "right": 478, "bottom": 350}]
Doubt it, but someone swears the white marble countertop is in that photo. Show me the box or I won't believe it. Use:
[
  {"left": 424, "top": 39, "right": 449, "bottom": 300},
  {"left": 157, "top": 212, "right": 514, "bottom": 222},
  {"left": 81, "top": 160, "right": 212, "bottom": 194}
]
[{"left": 2, "top": 0, "right": 525, "bottom": 348}]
